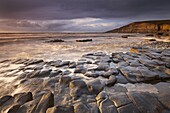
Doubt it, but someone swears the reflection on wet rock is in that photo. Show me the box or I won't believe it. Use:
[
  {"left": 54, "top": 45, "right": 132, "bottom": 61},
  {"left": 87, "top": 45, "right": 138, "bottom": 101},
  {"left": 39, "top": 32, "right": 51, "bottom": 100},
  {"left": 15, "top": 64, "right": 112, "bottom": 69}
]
[{"left": 0, "top": 47, "right": 170, "bottom": 113}]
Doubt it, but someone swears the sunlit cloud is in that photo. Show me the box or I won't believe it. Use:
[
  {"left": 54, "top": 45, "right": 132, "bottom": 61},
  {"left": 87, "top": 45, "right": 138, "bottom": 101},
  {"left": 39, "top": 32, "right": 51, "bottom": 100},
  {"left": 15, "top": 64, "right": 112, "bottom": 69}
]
[
  {"left": 0, "top": 18, "right": 127, "bottom": 32},
  {"left": 0, "top": 0, "right": 169, "bottom": 32}
]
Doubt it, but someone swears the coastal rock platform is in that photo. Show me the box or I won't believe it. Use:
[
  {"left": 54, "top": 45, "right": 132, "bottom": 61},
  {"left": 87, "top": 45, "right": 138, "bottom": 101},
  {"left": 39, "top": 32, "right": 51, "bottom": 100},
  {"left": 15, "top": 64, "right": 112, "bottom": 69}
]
[{"left": 0, "top": 47, "right": 170, "bottom": 113}]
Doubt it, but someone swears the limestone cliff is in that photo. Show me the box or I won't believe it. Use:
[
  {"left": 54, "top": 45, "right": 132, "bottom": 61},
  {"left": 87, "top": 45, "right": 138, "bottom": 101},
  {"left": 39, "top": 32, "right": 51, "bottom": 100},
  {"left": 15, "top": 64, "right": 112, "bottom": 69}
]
[{"left": 107, "top": 20, "right": 170, "bottom": 33}]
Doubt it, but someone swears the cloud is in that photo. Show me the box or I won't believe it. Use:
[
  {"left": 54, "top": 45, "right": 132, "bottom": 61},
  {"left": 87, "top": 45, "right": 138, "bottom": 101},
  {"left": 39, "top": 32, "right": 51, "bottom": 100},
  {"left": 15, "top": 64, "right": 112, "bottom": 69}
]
[
  {"left": 0, "top": 20, "right": 41, "bottom": 31},
  {"left": 0, "top": 18, "right": 125, "bottom": 32},
  {"left": 0, "top": 0, "right": 169, "bottom": 32},
  {"left": 0, "top": 0, "right": 170, "bottom": 20}
]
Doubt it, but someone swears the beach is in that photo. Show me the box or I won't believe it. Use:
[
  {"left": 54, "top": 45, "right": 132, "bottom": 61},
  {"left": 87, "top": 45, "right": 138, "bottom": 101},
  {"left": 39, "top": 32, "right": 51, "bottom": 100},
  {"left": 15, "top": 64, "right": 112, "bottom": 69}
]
[
  {"left": 0, "top": 33, "right": 170, "bottom": 113},
  {"left": 0, "top": 33, "right": 150, "bottom": 61}
]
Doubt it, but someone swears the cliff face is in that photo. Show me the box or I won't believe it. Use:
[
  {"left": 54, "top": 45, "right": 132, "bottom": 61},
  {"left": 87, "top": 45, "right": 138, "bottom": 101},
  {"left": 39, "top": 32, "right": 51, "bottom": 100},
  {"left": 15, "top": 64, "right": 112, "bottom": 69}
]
[{"left": 107, "top": 20, "right": 170, "bottom": 33}]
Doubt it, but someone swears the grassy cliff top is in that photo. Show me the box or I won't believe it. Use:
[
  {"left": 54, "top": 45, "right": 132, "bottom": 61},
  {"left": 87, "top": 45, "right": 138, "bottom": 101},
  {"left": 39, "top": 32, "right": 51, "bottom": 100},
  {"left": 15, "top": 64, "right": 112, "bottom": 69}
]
[{"left": 133, "top": 20, "right": 170, "bottom": 25}]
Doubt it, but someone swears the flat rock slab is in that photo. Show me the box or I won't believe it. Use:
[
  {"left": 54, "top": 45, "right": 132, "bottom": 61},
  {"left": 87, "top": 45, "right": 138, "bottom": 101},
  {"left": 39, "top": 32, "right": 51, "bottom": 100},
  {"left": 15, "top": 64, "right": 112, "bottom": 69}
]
[
  {"left": 127, "top": 92, "right": 164, "bottom": 113},
  {"left": 117, "top": 103, "right": 140, "bottom": 113},
  {"left": 47, "top": 105, "right": 74, "bottom": 113},
  {"left": 109, "top": 92, "right": 132, "bottom": 108},
  {"left": 0, "top": 48, "right": 170, "bottom": 113},
  {"left": 155, "top": 82, "right": 170, "bottom": 109}
]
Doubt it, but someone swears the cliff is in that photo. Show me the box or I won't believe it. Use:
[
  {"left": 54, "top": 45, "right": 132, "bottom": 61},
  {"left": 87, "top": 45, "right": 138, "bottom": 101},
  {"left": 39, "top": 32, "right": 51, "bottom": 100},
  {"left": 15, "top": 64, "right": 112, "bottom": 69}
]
[{"left": 107, "top": 20, "right": 170, "bottom": 33}]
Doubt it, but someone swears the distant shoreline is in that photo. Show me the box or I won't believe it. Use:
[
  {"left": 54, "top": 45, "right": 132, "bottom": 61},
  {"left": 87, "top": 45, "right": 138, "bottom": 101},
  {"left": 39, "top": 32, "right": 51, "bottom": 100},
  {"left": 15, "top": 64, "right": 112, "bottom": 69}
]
[{"left": 0, "top": 33, "right": 142, "bottom": 39}]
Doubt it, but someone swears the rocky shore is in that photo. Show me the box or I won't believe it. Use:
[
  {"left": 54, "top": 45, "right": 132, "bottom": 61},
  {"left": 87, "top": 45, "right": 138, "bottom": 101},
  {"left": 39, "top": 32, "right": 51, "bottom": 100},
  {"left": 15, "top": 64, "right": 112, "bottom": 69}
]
[
  {"left": 134, "top": 40, "right": 170, "bottom": 49},
  {"left": 0, "top": 47, "right": 170, "bottom": 113}
]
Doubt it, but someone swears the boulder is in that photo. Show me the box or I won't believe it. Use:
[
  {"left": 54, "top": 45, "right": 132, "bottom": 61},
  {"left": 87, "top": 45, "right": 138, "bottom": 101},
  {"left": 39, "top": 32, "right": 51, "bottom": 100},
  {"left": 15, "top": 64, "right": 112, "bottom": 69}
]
[
  {"left": 155, "top": 82, "right": 170, "bottom": 109},
  {"left": 117, "top": 103, "right": 140, "bottom": 113},
  {"left": 76, "top": 39, "right": 92, "bottom": 42},
  {"left": 149, "top": 39, "right": 156, "bottom": 41},
  {"left": 39, "top": 69, "right": 52, "bottom": 77},
  {"left": 29, "top": 70, "right": 41, "bottom": 78},
  {"left": 46, "top": 39, "right": 64, "bottom": 43},
  {"left": 138, "top": 59, "right": 158, "bottom": 68},
  {"left": 109, "top": 92, "right": 131, "bottom": 107},
  {"left": 84, "top": 71, "right": 99, "bottom": 78},
  {"left": 112, "top": 58, "right": 120, "bottom": 63},
  {"left": 96, "top": 91, "right": 108, "bottom": 103},
  {"left": 25, "top": 59, "right": 43, "bottom": 65},
  {"left": 96, "top": 91, "right": 118, "bottom": 113},
  {"left": 105, "top": 76, "right": 117, "bottom": 87},
  {"left": 43, "top": 77, "right": 59, "bottom": 88},
  {"left": 94, "top": 52, "right": 106, "bottom": 56},
  {"left": 0, "top": 95, "right": 12, "bottom": 107},
  {"left": 69, "top": 62, "right": 77, "bottom": 68},
  {"left": 95, "top": 64, "right": 109, "bottom": 71},
  {"left": 46, "top": 105, "right": 74, "bottom": 113},
  {"left": 69, "top": 80, "right": 89, "bottom": 97},
  {"left": 34, "top": 92, "right": 54, "bottom": 113},
  {"left": 62, "top": 70, "right": 72, "bottom": 75},
  {"left": 30, "top": 69, "right": 52, "bottom": 78},
  {"left": 121, "top": 35, "right": 128, "bottom": 38},
  {"left": 7, "top": 104, "right": 21, "bottom": 113},
  {"left": 139, "top": 69, "right": 159, "bottom": 82},
  {"left": 74, "top": 67, "right": 87, "bottom": 74},
  {"left": 87, "top": 79, "right": 104, "bottom": 95},
  {"left": 0, "top": 92, "right": 33, "bottom": 113},
  {"left": 88, "top": 102, "right": 99, "bottom": 113},
  {"left": 13, "top": 92, "right": 33, "bottom": 104},
  {"left": 49, "top": 70, "right": 62, "bottom": 77},
  {"left": 116, "top": 74, "right": 129, "bottom": 84},
  {"left": 107, "top": 84, "right": 128, "bottom": 93},
  {"left": 127, "top": 92, "right": 164, "bottom": 113},
  {"left": 0, "top": 96, "right": 15, "bottom": 112},
  {"left": 16, "top": 98, "right": 41, "bottom": 113},
  {"left": 59, "top": 76, "right": 72, "bottom": 85},
  {"left": 119, "top": 66, "right": 138, "bottom": 83},
  {"left": 50, "top": 60, "right": 62, "bottom": 66},
  {"left": 56, "top": 61, "right": 70, "bottom": 67},
  {"left": 74, "top": 102, "right": 90, "bottom": 113},
  {"left": 102, "top": 69, "right": 118, "bottom": 78},
  {"left": 29, "top": 78, "right": 44, "bottom": 86}
]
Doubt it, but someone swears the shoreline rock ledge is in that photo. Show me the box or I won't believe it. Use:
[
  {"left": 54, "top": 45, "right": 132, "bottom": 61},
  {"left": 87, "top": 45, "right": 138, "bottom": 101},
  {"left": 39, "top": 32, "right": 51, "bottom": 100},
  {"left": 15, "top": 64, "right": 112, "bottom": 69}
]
[{"left": 0, "top": 47, "right": 170, "bottom": 113}]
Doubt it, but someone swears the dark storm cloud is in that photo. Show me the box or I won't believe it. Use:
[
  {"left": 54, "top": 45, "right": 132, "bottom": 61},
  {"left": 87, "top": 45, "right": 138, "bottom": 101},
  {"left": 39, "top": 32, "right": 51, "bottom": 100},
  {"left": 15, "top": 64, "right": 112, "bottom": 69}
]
[
  {"left": 0, "top": 0, "right": 170, "bottom": 32},
  {"left": 0, "top": 0, "right": 170, "bottom": 20}
]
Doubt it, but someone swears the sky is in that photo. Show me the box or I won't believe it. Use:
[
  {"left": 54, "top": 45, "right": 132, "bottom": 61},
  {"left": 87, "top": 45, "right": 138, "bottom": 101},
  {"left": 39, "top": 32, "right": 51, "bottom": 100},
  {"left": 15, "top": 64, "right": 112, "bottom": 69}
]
[{"left": 0, "top": 0, "right": 170, "bottom": 32}]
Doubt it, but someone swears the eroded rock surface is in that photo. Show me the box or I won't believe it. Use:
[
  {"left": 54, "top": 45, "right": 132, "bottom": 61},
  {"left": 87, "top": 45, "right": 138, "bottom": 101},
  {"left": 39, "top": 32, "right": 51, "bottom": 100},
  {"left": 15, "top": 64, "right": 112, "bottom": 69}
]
[{"left": 0, "top": 47, "right": 170, "bottom": 113}]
